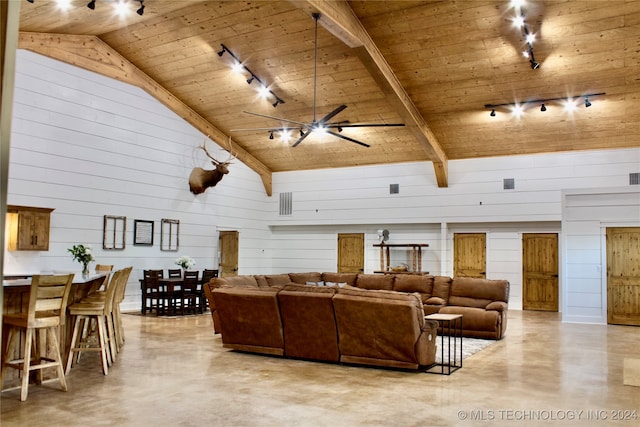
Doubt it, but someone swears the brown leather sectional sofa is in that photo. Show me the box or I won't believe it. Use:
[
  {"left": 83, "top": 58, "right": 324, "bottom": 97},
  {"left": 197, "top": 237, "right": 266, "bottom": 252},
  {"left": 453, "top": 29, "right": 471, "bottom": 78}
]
[
  {"left": 204, "top": 272, "right": 510, "bottom": 338},
  {"left": 207, "top": 281, "right": 438, "bottom": 370}
]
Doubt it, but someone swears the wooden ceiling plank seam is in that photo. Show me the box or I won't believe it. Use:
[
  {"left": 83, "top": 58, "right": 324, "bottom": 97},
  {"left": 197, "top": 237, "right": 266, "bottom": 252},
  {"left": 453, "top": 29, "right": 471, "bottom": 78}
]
[
  {"left": 17, "top": 31, "right": 273, "bottom": 197},
  {"left": 298, "top": 0, "right": 449, "bottom": 187}
]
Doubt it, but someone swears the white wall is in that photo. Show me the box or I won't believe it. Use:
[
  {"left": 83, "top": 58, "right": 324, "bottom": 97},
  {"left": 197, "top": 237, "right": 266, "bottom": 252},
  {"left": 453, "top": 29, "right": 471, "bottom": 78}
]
[
  {"left": 4, "top": 50, "right": 271, "bottom": 311},
  {"left": 561, "top": 188, "right": 640, "bottom": 324},
  {"left": 270, "top": 151, "right": 639, "bottom": 314}
]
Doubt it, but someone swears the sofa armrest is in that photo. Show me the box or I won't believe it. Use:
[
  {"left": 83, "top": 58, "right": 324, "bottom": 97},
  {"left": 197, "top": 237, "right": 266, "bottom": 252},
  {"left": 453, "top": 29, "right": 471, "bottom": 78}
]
[
  {"left": 425, "top": 296, "right": 446, "bottom": 305},
  {"left": 486, "top": 301, "right": 507, "bottom": 312}
]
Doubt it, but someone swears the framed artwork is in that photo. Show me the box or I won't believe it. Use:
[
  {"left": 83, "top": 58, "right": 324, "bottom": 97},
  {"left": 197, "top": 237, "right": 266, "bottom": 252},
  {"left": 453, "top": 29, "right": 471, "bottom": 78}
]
[
  {"left": 134, "top": 219, "right": 154, "bottom": 246},
  {"left": 160, "top": 218, "right": 180, "bottom": 251},
  {"left": 103, "top": 215, "right": 126, "bottom": 250}
]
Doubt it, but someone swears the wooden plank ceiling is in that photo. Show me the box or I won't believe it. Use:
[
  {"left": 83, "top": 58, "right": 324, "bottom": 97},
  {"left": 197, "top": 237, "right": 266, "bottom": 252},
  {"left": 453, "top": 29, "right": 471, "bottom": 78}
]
[{"left": 16, "top": 0, "right": 640, "bottom": 191}]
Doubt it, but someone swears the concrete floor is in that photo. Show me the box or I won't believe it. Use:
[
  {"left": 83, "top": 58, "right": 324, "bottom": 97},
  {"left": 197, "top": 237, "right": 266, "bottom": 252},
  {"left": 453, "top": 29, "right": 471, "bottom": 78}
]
[{"left": 2, "top": 310, "right": 639, "bottom": 427}]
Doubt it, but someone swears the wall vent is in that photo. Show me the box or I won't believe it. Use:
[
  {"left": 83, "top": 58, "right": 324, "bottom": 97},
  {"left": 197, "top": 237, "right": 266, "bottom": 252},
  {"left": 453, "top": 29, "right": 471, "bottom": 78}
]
[
  {"left": 503, "top": 178, "right": 515, "bottom": 190},
  {"left": 279, "top": 192, "right": 293, "bottom": 216},
  {"left": 630, "top": 173, "right": 640, "bottom": 185},
  {"left": 390, "top": 184, "right": 400, "bottom": 194}
]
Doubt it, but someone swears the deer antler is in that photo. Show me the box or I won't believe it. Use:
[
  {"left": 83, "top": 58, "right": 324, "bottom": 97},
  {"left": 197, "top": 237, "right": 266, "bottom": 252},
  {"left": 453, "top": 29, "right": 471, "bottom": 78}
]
[{"left": 199, "top": 136, "right": 236, "bottom": 165}]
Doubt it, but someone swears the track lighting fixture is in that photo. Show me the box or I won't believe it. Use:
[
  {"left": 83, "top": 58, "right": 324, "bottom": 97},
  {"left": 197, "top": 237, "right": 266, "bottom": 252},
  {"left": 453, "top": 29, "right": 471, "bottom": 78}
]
[
  {"left": 511, "top": 1, "right": 540, "bottom": 69},
  {"left": 136, "top": 0, "right": 144, "bottom": 15},
  {"left": 269, "top": 132, "right": 274, "bottom": 140},
  {"left": 217, "top": 44, "right": 285, "bottom": 108},
  {"left": 485, "top": 92, "right": 605, "bottom": 117},
  {"left": 300, "top": 129, "right": 304, "bottom": 137},
  {"left": 87, "top": 0, "right": 95, "bottom": 9}
]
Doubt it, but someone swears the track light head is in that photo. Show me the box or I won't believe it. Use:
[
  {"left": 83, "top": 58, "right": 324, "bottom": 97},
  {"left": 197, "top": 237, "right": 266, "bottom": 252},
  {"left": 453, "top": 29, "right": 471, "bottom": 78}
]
[
  {"left": 272, "top": 99, "right": 281, "bottom": 108},
  {"left": 217, "top": 49, "right": 225, "bottom": 57},
  {"left": 585, "top": 97, "right": 591, "bottom": 108},
  {"left": 490, "top": 109, "right": 496, "bottom": 117},
  {"left": 530, "top": 60, "right": 540, "bottom": 69},
  {"left": 246, "top": 76, "right": 255, "bottom": 85},
  {"left": 338, "top": 127, "right": 343, "bottom": 132},
  {"left": 300, "top": 129, "right": 304, "bottom": 137},
  {"left": 269, "top": 131, "right": 274, "bottom": 140},
  {"left": 540, "top": 103, "right": 547, "bottom": 112},
  {"left": 137, "top": 1, "right": 144, "bottom": 15},
  {"left": 87, "top": 0, "right": 95, "bottom": 9}
]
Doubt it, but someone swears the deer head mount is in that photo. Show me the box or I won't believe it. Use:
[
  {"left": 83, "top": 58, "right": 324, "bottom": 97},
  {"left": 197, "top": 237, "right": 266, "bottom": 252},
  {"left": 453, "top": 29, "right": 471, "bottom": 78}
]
[{"left": 189, "top": 137, "right": 235, "bottom": 195}]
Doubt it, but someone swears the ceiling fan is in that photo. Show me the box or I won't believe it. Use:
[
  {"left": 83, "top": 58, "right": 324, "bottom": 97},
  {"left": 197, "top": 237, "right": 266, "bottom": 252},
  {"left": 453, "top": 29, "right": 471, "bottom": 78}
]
[{"left": 231, "top": 13, "right": 405, "bottom": 148}]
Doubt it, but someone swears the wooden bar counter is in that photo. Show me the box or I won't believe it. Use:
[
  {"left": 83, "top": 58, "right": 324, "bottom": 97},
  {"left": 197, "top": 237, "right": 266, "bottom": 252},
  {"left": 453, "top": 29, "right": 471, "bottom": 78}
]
[{"left": 1, "top": 272, "right": 107, "bottom": 385}]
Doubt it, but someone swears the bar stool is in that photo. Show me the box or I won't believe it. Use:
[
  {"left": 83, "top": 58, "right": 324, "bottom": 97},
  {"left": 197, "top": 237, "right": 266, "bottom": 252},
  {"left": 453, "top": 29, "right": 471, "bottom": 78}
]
[
  {"left": 65, "top": 268, "right": 127, "bottom": 375},
  {"left": 1, "top": 274, "right": 75, "bottom": 401}
]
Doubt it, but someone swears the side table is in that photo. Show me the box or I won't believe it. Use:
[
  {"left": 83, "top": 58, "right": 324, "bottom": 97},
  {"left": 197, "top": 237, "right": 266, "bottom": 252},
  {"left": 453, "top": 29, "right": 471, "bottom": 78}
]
[{"left": 425, "top": 313, "right": 463, "bottom": 375}]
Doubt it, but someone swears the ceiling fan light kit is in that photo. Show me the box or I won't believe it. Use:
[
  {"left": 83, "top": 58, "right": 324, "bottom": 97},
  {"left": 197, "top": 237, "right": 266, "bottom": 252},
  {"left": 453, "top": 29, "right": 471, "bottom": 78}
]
[{"left": 231, "top": 13, "right": 405, "bottom": 148}]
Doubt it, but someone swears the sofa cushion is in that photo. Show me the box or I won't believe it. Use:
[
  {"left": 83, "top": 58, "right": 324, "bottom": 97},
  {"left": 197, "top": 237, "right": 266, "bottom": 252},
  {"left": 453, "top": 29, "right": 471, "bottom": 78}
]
[
  {"left": 321, "top": 272, "right": 358, "bottom": 286},
  {"left": 393, "top": 275, "right": 433, "bottom": 296},
  {"left": 265, "top": 274, "right": 292, "bottom": 287},
  {"left": 283, "top": 283, "right": 336, "bottom": 294},
  {"left": 432, "top": 276, "right": 452, "bottom": 301},
  {"left": 212, "top": 276, "right": 259, "bottom": 288},
  {"left": 355, "top": 274, "right": 394, "bottom": 291},
  {"left": 289, "top": 272, "right": 322, "bottom": 284},
  {"left": 254, "top": 275, "right": 270, "bottom": 288}
]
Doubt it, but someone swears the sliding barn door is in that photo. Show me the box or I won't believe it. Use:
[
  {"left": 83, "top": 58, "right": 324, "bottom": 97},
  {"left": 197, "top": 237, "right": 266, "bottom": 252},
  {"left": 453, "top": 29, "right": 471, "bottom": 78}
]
[
  {"left": 522, "top": 233, "right": 559, "bottom": 311},
  {"left": 453, "top": 233, "right": 486, "bottom": 278},
  {"left": 607, "top": 227, "right": 640, "bottom": 326}
]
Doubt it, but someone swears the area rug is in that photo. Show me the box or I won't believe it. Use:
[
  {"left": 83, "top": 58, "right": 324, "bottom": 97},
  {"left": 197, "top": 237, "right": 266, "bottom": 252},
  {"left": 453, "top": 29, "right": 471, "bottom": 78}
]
[{"left": 434, "top": 337, "right": 495, "bottom": 364}]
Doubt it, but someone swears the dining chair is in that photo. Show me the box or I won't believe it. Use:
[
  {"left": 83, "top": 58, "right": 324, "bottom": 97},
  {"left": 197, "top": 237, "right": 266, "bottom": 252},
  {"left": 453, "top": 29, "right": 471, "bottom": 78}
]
[
  {"left": 168, "top": 269, "right": 182, "bottom": 278},
  {"left": 200, "top": 269, "right": 219, "bottom": 312},
  {"left": 1, "top": 274, "right": 74, "bottom": 401},
  {"left": 181, "top": 270, "right": 200, "bottom": 315},
  {"left": 142, "top": 269, "right": 164, "bottom": 315}
]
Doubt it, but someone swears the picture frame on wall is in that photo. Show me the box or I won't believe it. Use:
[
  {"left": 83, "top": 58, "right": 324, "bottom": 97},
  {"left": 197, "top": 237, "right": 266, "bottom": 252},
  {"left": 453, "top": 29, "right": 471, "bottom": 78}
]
[
  {"left": 134, "top": 219, "right": 154, "bottom": 246},
  {"left": 103, "top": 215, "right": 126, "bottom": 250},
  {"left": 160, "top": 218, "right": 180, "bottom": 251}
]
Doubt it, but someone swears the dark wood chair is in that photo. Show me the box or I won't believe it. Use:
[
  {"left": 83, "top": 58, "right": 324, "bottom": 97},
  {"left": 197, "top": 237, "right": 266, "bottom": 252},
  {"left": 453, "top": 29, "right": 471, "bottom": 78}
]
[
  {"left": 181, "top": 271, "right": 200, "bottom": 315},
  {"left": 168, "top": 269, "right": 182, "bottom": 278},
  {"left": 200, "top": 269, "right": 219, "bottom": 311},
  {"left": 141, "top": 270, "right": 164, "bottom": 315}
]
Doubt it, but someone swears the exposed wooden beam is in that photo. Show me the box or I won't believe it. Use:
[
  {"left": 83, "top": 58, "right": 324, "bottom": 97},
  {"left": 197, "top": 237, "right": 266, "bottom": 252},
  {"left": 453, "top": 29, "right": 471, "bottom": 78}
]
[
  {"left": 294, "top": 0, "right": 448, "bottom": 187},
  {"left": 18, "top": 32, "right": 273, "bottom": 196}
]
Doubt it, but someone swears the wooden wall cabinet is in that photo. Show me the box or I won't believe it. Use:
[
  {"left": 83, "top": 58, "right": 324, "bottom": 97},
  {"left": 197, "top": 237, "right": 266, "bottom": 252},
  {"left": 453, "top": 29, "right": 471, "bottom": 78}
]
[{"left": 6, "top": 205, "right": 54, "bottom": 251}]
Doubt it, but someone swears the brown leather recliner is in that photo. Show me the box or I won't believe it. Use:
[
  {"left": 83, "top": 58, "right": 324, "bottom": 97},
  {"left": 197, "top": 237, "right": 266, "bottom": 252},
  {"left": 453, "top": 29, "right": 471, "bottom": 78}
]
[
  {"left": 277, "top": 284, "right": 339, "bottom": 362},
  {"left": 333, "top": 286, "right": 438, "bottom": 370},
  {"left": 211, "top": 286, "right": 284, "bottom": 355},
  {"left": 438, "top": 277, "right": 510, "bottom": 339}
]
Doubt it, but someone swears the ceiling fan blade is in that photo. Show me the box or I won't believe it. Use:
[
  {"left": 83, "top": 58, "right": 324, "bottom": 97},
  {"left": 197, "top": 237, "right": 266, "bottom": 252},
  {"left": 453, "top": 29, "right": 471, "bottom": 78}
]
[
  {"left": 329, "top": 123, "right": 406, "bottom": 128},
  {"left": 292, "top": 129, "right": 312, "bottom": 147},
  {"left": 243, "top": 110, "right": 308, "bottom": 127},
  {"left": 231, "top": 127, "right": 298, "bottom": 132},
  {"left": 326, "top": 130, "right": 370, "bottom": 148},
  {"left": 318, "top": 105, "right": 347, "bottom": 124}
]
